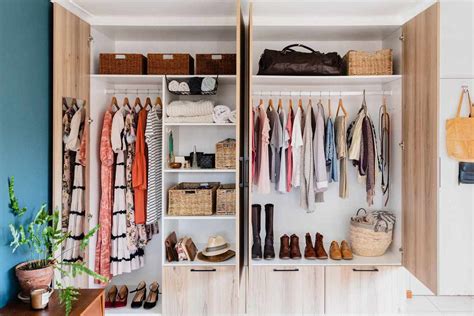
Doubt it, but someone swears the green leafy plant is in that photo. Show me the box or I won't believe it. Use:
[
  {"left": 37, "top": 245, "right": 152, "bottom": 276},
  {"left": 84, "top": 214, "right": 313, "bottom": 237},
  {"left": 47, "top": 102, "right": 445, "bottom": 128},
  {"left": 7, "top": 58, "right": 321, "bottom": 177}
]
[{"left": 8, "top": 177, "right": 108, "bottom": 315}]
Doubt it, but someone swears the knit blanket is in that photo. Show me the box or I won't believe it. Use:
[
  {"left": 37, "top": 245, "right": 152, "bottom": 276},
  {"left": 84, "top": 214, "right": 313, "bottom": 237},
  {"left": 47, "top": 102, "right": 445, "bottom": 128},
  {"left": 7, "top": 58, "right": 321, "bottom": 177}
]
[
  {"left": 165, "top": 115, "right": 214, "bottom": 123},
  {"left": 166, "top": 100, "right": 214, "bottom": 117}
]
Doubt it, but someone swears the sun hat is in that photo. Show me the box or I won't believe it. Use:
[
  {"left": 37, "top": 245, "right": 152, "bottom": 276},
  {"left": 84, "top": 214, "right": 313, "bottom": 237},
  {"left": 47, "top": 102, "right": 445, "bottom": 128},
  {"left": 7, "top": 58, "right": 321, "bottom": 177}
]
[{"left": 200, "top": 235, "right": 231, "bottom": 256}]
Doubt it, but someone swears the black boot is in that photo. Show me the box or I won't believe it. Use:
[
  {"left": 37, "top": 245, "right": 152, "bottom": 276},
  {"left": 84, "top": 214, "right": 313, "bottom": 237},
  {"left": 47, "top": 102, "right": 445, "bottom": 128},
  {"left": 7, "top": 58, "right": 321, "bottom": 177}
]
[
  {"left": 264, "top": 204, "right": 275, "bottom": 260},
  {"left": 251, "top": 204, "right": 262, "bottom": 260}
]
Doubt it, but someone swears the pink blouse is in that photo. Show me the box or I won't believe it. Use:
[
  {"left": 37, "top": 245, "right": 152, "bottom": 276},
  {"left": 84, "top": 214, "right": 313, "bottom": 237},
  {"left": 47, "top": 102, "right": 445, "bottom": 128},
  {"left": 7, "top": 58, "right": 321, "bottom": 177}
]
[{"left": 256, "top": 106, "right": 271, "bottom": 194}]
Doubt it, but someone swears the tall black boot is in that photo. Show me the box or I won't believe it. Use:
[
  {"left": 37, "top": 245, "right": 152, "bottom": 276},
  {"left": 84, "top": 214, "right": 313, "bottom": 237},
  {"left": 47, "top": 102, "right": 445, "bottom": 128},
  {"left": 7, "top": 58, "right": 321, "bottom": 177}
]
[
  {"left": 251, "top": 204, "right": 262, "bottom": 260},
  {"left": 264, "top": 204, "right": 275, "bottom": 260}
]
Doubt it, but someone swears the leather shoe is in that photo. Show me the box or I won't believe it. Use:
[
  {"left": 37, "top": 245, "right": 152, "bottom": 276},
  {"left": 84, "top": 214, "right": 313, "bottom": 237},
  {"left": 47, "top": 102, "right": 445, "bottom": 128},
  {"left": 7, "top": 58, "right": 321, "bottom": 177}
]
[
  {"left": 315, "top": 233, "right": 328, "bottom": 259},
  {"left": 330, "top": 241, "right": 342, "bottom": 260},
  {"left": 341, "top": 240, "right": 353, "bottom": 260},
  {"left": 290, "top": 234, "right": 302, "bottom": 260},
  {"left": 279, "top": 234, "right": 290, "bottom": 260},
  {"left": 304, "top": 233, "right": 316, "bottom": 260}
]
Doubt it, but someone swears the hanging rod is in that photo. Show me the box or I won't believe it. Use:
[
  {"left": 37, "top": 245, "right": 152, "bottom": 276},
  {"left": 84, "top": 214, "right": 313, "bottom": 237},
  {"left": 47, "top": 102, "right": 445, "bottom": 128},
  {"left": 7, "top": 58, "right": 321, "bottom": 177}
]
[
  {"left": 252, "top": 90, "right": 392, "bottom": 97},
  {"left": 105, "top": 89, "right": 162, "bottom": 95}
]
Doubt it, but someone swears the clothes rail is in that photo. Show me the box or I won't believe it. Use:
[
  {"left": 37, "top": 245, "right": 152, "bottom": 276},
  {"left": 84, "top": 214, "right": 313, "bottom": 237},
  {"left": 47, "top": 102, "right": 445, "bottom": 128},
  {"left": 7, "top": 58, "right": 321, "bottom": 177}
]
[
  {"left": 252, "top": 90, "right": 392, "bottom": 97},
  {"left": 105, "top": 89, "right": 162, "bottom": 95}
]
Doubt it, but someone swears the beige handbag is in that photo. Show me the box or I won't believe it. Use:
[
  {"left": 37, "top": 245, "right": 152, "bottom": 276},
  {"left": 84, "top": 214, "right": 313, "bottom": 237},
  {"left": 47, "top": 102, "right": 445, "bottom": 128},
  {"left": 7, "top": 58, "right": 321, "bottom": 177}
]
[{"left": 446, "top": 88, "right": 474, "bottom": 162}]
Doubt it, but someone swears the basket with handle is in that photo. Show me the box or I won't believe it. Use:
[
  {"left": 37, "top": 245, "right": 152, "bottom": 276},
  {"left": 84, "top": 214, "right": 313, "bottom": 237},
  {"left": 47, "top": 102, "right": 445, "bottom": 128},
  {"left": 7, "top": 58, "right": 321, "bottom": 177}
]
[
  {"left": 168, "top": 182, "right": 219, "bottom": 216},
  {"left": 349, "top": 208, "right": 395, "bottom": 257}
]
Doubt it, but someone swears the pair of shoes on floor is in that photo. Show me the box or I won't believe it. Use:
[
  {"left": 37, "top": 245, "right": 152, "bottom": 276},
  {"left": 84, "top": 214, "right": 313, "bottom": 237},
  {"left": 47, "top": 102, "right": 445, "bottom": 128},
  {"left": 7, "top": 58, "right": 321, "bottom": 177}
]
[
  {"left": 105, "top": 281, "right": 159, "bottom": 309},
  {"left": 105, "top": 285, "right": 128, "bottom": 308},
  {"left": 279, "top": 234, "right": 302, "bottom": 259},
  {"left": 303, "top": 232, "right": 331, "bottom": 260},
  {"left": 329, "top": 240, "right": 353, "bottom": 260}
]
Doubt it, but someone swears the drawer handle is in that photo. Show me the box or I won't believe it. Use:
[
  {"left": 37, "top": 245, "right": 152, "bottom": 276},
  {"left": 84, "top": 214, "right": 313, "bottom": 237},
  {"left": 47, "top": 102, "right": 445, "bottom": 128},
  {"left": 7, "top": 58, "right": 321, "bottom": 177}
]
[
  {"left": 273, "top": 268, "right": 299, "bottom": 272},
  {"left": 352, "top": 268, "right": 379, "bottom": 272},
  {"left": 190, "top": 268, "right": 217, "bottom": 272}
]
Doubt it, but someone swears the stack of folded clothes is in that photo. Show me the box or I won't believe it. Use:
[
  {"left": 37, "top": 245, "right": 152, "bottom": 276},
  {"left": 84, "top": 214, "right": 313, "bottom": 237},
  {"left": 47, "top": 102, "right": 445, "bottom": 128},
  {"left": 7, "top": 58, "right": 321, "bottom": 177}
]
[{"left": 166, "top": 100, "right": 215, "bottom": 123}]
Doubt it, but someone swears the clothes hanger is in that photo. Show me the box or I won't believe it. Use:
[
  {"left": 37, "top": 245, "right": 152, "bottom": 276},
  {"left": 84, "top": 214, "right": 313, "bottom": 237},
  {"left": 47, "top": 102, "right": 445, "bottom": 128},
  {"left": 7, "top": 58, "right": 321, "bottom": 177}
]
[
  {"left": 298, "top": 98, "right": 303, "bottom": 110},
  {"left": 144, "top": 97, "right": 153, "bottom": 111},
  {"left": 123, "top": 96, "right": 132, "bottom": 112},
  {"left": 289, "top": 99, "right": 294, "bottom": 112},
  {"left": 155, "top": 96, "right": 163, "bottom": 108},
  {"left": 268, "top": 98, "right": 274, "bottom": 111},
  {"left": 134, "top": 97, "right": 143, "bottom": 113},
  {"left": 362, "top": 89, "right": 368, "bottom": 113},
  {"left": 278, "top": 97, "right": 283, "bottom": 111},
  {"left": 258, "top": 98, "right": 264, "bottom": 109},
  {"left": 110, "top": 96, "right": 120, "bottom": 112},
  {"left": 327, "top": 98, "right": 332, "bottom": 118},
  {"left": 336, "top": 97, "right": 348, "bottom": 117}
]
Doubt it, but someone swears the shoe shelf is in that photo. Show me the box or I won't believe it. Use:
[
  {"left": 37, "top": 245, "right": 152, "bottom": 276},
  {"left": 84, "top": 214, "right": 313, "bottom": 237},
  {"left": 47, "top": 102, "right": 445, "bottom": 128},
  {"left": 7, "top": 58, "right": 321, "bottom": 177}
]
[
  {"left": 105, "top": 289, "right": 162, "bottom": 316},
  {"left": 251, "top": 246, "right": 401, "bottom": 267},
  {"left": 163, "top": 243, "right": 237, "bottom": 267}
]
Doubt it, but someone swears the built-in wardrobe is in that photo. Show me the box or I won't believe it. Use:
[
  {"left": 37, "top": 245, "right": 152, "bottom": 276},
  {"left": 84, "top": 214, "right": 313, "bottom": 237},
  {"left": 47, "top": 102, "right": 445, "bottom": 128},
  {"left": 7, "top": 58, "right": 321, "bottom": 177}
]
[
  {"left": 247, "top": 1, "right": 473, "bottom": 315},
  {"left": 52, "top": 1, "right": 244, "bottom": 315}
]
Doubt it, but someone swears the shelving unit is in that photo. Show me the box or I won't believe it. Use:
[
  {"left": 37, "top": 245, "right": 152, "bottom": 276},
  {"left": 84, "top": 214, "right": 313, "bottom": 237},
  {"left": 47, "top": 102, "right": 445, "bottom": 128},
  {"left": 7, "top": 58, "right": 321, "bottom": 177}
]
[{"left": 163, "top": 169, "right": 236, "bottom": 173}]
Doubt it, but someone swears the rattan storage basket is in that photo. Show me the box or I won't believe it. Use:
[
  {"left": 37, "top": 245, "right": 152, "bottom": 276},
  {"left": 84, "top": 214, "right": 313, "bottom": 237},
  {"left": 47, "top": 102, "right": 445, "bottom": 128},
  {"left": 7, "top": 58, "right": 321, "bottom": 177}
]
[
  {"left": 168, "top": 182, "right": 219, "bottom": 216},
  {"left": 349, "top": 208, "right": 395, "bottom": 257},
  {"left": 99, "top": 53, "right": 147, "bottom": 75},
  {"left": 343, "top": 49, "right": 393, "bottom": 76},
  {"left": 196, "top": 54, "right": 236, "bottom": 75},
  {"left": 216, "top": 184, "right": 236, "bottom": 215},
  {"left": 148, "top": 53, "right": 194, "bottom": 75},
  {"left": 216, "top": 138, "right": 236, "bottom": 169}
]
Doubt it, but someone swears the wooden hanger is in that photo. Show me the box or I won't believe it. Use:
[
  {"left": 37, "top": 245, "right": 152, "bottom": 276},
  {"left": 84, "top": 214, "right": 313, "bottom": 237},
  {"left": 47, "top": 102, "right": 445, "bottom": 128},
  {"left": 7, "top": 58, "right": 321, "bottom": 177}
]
[
  {"left": 289, "top": 99, "right": 294, "bottom": 111},
  {"left": 336, "top": 98, "right": 348, "bottom": 117},
  {"left": 278, "top": 98, "right": 283, "bottom": 111},
  {"left": 298, "top": 98, "right": 303, "bottom": 110},
  {"left": 258, "top": 98, "right": 264, "bottom": 109},
  {"left": 144, "top": 97, "right": 153, "bottom": 111},
  {"left": 123, "top": 97, "right": 132, "bottom": 112},
  {"left": 110, "top": 96, "right": 119, "bottom": 112},
  {"left": 268, "top": 98, "right": 274, "bottom": 111},
  {"left": 327, "top": 99, "right": 332, "bottom": 118},
  {"left": 134, "top": 97, "right": 143, "bottom": 113},
  {"left": 155, "top": 96, "right": 163, "bottom": 108}
]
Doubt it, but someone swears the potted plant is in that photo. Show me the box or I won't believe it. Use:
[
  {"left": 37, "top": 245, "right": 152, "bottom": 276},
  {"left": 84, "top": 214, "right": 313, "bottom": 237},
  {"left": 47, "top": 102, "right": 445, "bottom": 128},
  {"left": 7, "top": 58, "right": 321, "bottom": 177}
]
[{"left": 7, "top": 177, "right": 107, "bottom": 315}]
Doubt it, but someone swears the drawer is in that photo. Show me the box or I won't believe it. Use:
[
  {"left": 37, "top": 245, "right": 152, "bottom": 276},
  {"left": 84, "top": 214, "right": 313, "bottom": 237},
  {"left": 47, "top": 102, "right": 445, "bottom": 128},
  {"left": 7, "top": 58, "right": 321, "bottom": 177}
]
[
  {"left": 163, "top": 266, "right": 237, "bottom": 316},
  {"left": 325, "top": 266, "right": 406, "bottom": 314},
  {"left": 248, "top": 266, "right": 324, "bottom": 316}
]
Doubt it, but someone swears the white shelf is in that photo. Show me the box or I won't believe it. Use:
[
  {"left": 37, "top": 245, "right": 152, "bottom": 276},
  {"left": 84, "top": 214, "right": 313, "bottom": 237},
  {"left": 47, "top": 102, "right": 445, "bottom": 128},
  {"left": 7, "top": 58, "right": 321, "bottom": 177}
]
[
  {"left": 164, "top": 215, "right": 236, "bottom": 220},
  {"left": 251, "top": 246, "right": 401, "bottom": 267},
  {"left": 163, "top": 122, "right": 236, "bottom": 126},
  {"left": 90, "top": 74, "right": 236, "bottom": 85},
  {"left": 167, "top": 74, "right": 236, "bottom": 84},
  {"left": 105, "top": 290, "right": 162, "bottom": 316},
  {"left": 164, "top": 168, "right": 236, "bottom": 173},
  {"left": 163, "top": 243, "right": 237, "bottom": 267},
  {"left": 252, "top": 75, "right": 402, "bottom": 87}
]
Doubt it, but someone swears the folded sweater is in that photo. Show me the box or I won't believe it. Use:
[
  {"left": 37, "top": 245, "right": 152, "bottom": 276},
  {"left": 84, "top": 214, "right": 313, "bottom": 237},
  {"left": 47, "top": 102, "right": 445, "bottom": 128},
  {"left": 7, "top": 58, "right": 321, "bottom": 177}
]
[{"left": 166, "top": 100, "right": 214, "bottom": 117}]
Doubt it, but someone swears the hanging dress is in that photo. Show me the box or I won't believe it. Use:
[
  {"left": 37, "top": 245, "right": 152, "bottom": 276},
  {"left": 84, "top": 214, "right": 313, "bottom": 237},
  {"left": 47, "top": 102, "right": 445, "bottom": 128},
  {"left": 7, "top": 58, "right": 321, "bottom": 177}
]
[
  {"left": 286, "top": 107, "right": 294, "bottom": 192},
  {"left": 256, "top": 105, "right": 271, "bottom": 193},
  {"left": 62, "top": 98, "right": 77, "bottom": 235},
  {"left": 277, "top": 107, "right": 289, "bottom": 193},
  {"left": 145, "top": 105, "right": 163, "bottom": 226},
  {"left": 335, "top": 100, "right": 348, "bottom": 199},
  {"left": 301, "top": 103, "right": 316, "bottom": 212},
  {"left": 94, "top": 110, "right": 114, "bottom": 283},
  {"left": 63, "top": 104, "right": 85, "bottom": 264},
  {"left": 132, "top": 110, "right": 148, "bottom": 225}
]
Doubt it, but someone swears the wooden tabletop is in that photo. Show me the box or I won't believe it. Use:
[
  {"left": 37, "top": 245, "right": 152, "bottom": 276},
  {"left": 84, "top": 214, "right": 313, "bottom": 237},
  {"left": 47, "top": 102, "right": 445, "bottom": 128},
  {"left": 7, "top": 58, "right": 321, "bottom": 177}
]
[{"left": 0, "top": 289, "right": 104, "bottom": 316}]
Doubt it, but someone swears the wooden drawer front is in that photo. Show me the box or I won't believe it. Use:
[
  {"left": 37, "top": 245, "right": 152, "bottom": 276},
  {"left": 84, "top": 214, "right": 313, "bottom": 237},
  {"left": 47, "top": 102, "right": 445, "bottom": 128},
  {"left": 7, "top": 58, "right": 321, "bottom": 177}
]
[
  {"left": 163, "top": 266, "right": 237, "bottom": 316},
  {"left": 325, "top": 266, "right": 405, "bottom": 314},
  {"left": 249, "top": 266, "right": 324, "bottom": 316}
]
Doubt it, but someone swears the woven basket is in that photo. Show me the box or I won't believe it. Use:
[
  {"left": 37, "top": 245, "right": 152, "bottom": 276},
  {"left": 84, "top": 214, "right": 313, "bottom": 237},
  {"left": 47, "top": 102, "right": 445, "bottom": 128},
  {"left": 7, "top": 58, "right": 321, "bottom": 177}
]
[
  {"left": 168, "top": 182, "right": 219, "bottom": 216},
  {"left": 344, "top": 49, "right": 393, "bottom": 76},
  {"left": 99, "top": 53, "right": 147, "bottom": 75},
  {"left": 148, "top": 54, "right": 194, "bottom": 75},
  {"left": 216, "top": 138, "right": 236, "bottom": 169},
  {"left": 216, "top": 184, "right": 236, "bottom": 215},
  {"left": 196, "top": 54, "right": 236, "bottom": 75},
  {"left": 349, "top": 208, "right": 394, "bottom": 257}
]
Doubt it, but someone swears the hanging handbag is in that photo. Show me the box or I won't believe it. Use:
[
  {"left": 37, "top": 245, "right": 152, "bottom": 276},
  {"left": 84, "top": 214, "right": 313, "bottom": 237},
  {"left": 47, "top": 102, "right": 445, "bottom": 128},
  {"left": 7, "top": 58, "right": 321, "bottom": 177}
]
[
  {"left": 459, "top": 162, "right": 474, "bottom": 184},
  {"left": 446, "top": 88, "right": 474, "bottom": 162},
  {"left": 257, "top": 44, "right": 344, "bottom": 76}
]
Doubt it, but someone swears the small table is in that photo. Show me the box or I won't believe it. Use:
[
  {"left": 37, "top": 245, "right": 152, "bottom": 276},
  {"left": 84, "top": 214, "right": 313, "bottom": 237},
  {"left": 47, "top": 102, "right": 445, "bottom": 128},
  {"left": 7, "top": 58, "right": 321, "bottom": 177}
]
[{"left": 0, "top": 289, "right": 104, "bottom": 316}]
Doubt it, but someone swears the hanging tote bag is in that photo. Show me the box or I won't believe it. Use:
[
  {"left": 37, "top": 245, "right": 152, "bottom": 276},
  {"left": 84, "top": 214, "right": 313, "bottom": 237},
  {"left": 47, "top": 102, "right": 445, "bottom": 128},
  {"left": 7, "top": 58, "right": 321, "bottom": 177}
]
[{"left": 446, "top": 89, "right": 474, "bottom": 162}]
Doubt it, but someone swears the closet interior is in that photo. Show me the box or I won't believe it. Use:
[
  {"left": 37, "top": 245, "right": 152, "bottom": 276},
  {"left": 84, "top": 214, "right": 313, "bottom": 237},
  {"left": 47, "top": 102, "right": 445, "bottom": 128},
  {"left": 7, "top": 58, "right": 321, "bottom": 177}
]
[{"left": 53, "top": 0, "right": 243, "bottom": 315}]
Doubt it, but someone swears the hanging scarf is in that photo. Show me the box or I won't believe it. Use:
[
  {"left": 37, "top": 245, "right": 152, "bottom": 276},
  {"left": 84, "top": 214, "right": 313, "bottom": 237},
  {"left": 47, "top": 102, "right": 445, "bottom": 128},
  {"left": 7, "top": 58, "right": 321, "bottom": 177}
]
[
  {"left": 379, "top": 106, "right": 391, "bottom": 206},
  {"left": 361, "top": 117, "right": 376, "bottom": 205}
]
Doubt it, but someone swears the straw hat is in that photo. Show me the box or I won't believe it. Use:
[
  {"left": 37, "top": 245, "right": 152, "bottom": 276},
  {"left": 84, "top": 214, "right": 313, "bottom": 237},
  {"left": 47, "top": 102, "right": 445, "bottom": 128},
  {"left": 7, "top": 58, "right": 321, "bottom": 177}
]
[{"left": 197, "top": 235, "right": 235, "bottom": 263}]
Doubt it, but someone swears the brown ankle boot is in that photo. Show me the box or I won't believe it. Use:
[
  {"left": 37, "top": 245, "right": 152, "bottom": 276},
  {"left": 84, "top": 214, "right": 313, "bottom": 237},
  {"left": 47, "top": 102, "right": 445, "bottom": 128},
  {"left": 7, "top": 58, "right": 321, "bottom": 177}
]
[
  {"left": 290, "top": 234, "right": 302, "bottom": 259},
  {"left": 304, "top": 233, "right": 316, "bottom": 260},
  {"left": 314, "top": 233, "right": 328, "bottom": 259},
  {"left": 341, "top": 240, "right": 353, "bottom": 260},
  {"left": 329, "top": 241, "right": 342, "bottom": 260},
  {"left": 279, "top": 234, "right": 290, "bottom": 260}
]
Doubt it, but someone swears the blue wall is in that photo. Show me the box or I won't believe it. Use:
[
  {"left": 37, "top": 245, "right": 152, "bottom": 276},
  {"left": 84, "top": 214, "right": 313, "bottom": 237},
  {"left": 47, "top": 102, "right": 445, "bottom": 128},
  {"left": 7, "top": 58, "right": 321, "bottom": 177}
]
[{"left": 0, "top": 0, "right": 51, "bottom": 307}]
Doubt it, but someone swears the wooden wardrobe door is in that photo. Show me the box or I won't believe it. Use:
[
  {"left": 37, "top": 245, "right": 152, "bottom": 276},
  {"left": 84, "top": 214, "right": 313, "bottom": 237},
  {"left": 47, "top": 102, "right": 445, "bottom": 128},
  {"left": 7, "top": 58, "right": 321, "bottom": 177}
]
[
  {"left": 402, "top": 3, "right": 439, "bottom": 294},
  {"left": 52, "top": 3, "right": 91, "bottom": 286}
]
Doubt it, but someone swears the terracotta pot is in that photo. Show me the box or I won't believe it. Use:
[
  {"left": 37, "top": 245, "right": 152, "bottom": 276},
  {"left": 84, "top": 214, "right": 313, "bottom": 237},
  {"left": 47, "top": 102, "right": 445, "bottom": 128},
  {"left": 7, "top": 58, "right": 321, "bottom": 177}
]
[{"left": 15, "top": 260, "right": 54, "bottom": 297}]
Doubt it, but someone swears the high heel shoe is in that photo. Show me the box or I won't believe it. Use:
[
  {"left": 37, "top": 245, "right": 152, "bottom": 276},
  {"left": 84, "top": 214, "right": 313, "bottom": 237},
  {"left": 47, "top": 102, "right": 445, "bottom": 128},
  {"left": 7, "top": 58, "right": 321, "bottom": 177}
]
[
  {"left": 143, "top": 282, "right": 159, "bottom": 309},
  {"left": 104, "top": 285, "right": 117, "bottom": 308},
  {"left": 130, "top": 281, "right": 146, "bottom": 308},
  {"left": 114, "top": 285, "right": 129, "bottom": 308}
]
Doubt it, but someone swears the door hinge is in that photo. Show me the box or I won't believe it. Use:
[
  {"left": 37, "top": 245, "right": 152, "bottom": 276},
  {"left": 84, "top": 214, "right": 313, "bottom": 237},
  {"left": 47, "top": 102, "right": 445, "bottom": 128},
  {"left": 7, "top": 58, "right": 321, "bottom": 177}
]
[
  {"left": 88, "top": 35, "right": 94, "bottom": 43},
  {"left": 399, "top": 141, "right": 405, "bottom": 151},
  {"left": 399, "top": 33, "right": 405, "bottom": 41}
]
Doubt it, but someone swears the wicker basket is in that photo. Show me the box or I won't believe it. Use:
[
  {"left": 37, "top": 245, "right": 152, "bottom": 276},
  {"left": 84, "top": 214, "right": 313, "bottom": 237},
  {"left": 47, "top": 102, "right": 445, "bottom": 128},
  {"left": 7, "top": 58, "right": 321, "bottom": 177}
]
[
  {"left": 216, "top": 184, "right": 236, "bottom": 215},
  {"left": 216, "top": 138, "right": 236, "bottom": 169},
  {"left": 148, "top": 54, "right": 194, "bottom": 75},
  {"left": 343, "top": 49, "right": 393, "bottom": 76},
  {"left": 99, "top": 53, "right": 147, "bottom": 75},
  {"left": 196, "top": 54, "right": 236, "bottom": 75},
  {"left": 349, "top": 208, "right": 394, "bottom": 257},
  {"left": 168, "top": 182, "right": 219, "bottom": 216}
]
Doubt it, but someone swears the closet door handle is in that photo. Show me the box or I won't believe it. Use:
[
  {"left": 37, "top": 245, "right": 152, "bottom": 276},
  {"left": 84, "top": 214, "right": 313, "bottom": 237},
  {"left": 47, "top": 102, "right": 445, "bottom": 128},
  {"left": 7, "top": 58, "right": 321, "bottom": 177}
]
[
  {"left": 190, "top": 268, "right": 217, "bottom": 272},
  {"left": 352, "top": 268, "right": 379, "bottom": 272},
  {"left": 239, "top": 157, "right": 244, "bottom": 188},
  {"left": 273, "top": 268, "right": 299, "bottom": 272}
]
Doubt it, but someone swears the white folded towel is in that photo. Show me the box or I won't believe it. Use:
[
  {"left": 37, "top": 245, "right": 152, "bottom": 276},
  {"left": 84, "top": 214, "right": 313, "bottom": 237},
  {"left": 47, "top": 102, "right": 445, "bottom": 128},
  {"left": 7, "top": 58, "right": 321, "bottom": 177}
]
[
  {"left": 168, "top": 80, "right": 180, "bottom": 92},
  {"left": 229, "top": 110, "right": 237, "bottom": 123},
  {"left": 166, "top": 100, "right": 215, "bottom": 117},
  {"left": 213, "top": 105, "right": 231, "bottom": 123},
  {"left": 178, "top": 82, "right": 190, "bottom": 92},
  {"left": 165, "top": 115, "right": 214, "bottom": 123},
  {"left": 201, "top": 77, "right": 217, "bottom": 92}
]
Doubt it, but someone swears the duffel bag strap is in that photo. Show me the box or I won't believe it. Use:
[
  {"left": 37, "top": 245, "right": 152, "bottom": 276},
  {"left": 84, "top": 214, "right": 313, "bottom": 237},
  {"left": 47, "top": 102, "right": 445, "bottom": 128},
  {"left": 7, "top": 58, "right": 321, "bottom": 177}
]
[{"left": 282, "top": 44, "right": 317, "bottom": 54}]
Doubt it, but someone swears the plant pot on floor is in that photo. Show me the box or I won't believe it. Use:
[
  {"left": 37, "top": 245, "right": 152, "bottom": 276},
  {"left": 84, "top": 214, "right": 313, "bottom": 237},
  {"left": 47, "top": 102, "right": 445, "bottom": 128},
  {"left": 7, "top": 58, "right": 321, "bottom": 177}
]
[{"left": 15, "top": 260, "right": 54, "bottom": 297}]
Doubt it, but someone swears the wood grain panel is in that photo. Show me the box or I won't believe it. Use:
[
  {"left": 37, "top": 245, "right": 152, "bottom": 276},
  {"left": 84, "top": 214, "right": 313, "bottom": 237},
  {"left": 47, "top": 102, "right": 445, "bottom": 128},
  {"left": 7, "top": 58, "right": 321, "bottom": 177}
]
[
  {"left": 163, "top": 266, "right": 237, "bottom": 316},
  {"left": 248, "top": 266, "right": 325, "bottom": 315},
  {"left": 53, "top": 3, "right": 90, "bottom": 287},
  {"left": 402, "top": 3, "right": 439, "bottom": 294},
  {"left": 325, "top": 266, "right": 406, "bottom": 314}
]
